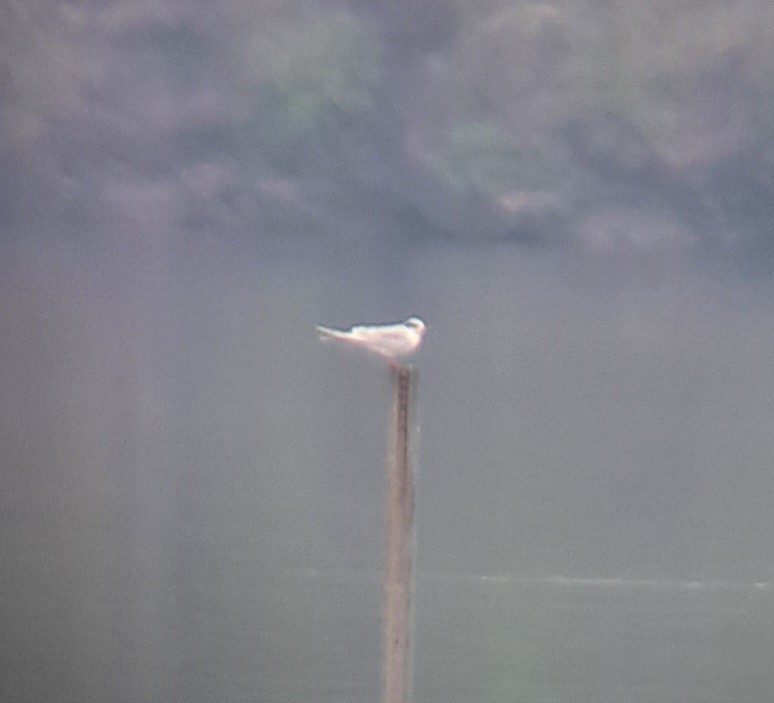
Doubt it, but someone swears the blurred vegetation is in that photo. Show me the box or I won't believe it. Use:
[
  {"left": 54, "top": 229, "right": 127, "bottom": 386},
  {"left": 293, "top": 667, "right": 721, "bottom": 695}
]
[
  {"left": 244, "top": 10, "right": 383, "bottom": 173},
  {"left": 3, "top": 0, "right": 774, "bottom": 253},
  {"left": 438, "top": 121, "right": 529, "bottom": 196}
]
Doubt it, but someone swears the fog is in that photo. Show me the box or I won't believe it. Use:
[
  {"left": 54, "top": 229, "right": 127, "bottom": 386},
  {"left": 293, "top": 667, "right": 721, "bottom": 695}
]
[{"left": 3, "top": 1, "right": 774, "bottom": 702}]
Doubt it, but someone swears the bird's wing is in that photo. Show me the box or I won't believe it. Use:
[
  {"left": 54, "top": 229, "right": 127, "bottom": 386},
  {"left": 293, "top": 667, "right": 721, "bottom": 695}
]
[
  {"left": 351, "top": 325, "right": 413, "bottom": 354},
  {"left": 349, "top": 323, "right": 397, "bottom": 341}
]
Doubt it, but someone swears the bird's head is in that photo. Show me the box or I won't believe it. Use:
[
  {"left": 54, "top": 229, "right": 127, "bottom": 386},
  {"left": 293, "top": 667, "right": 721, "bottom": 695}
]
[{"left": 404, "top": 316, "right": 427, "bottom": 338}]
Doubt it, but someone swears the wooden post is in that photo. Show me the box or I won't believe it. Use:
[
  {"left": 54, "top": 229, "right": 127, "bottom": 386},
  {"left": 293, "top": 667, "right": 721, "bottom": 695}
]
[{"left": 382, "top": 365, "right": 416, "bottom": 703}]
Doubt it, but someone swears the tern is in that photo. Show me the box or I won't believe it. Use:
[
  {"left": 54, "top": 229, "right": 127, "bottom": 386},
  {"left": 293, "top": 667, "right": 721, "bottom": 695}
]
[{"left": 316, "top": 316, "right": 426, "bottom": 366}]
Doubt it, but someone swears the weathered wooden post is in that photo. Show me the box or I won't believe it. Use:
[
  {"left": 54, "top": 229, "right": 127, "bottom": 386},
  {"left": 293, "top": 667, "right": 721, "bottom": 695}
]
[
  {"left": 382, "top": 364, "right": 416, "bottom": 703},
  {"left": 315, "top": 317, "right": 425, "bottom": 703}
]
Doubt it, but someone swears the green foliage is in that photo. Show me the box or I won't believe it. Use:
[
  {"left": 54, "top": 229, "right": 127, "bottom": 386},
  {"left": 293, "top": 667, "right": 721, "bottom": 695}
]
[
  {"left": 438, "top": 120, "right": 548, "bottom": 198},
  {"left": 266, "top": 12, "right": 382, "bottom": 118},
  {"left": 246, "top": 11, "right": 383, "bottom": 173}
]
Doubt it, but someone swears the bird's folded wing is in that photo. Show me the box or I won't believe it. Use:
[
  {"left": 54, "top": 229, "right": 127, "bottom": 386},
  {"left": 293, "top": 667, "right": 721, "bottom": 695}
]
[{"left": 354, "top": 326, "right": 415, "bottom": 354}]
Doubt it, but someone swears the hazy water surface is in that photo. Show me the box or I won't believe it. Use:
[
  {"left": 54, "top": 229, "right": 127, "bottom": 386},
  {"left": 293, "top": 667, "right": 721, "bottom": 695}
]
[{"left": 2, "top": 239, "right": 773, "bottom": 702}]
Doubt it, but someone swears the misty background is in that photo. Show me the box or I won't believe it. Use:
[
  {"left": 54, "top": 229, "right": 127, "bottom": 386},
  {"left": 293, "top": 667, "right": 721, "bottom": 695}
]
[{"left": 2, "top": 1, "right": 774, "bottom": 701}]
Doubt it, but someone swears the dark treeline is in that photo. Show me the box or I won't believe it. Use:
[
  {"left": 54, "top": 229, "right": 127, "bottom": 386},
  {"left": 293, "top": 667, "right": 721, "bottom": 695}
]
[{"left": 3, "top": 0, "right": 774, "bottom": 258}]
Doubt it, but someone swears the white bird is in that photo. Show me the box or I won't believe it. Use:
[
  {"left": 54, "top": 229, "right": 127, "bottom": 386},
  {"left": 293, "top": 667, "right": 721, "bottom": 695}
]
[{"left": 316, "top": 316, "right": 427, "bottom": 366}]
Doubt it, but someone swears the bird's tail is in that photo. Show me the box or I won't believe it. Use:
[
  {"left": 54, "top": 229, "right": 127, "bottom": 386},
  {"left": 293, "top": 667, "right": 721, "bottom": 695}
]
[{"left": 316, "top": 325, "right": 349, "bottom": 342}]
